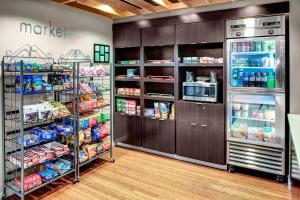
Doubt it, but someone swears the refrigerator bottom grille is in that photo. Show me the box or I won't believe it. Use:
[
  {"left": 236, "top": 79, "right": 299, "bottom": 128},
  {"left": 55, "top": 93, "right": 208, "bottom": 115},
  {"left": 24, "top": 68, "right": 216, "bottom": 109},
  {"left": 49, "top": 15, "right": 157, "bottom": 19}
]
[
  {"left": 291, "top": 145, "right": 300, "bottom": 180},
  {"left": 228, "top": 142, "right": 285, "bottom": 175}
]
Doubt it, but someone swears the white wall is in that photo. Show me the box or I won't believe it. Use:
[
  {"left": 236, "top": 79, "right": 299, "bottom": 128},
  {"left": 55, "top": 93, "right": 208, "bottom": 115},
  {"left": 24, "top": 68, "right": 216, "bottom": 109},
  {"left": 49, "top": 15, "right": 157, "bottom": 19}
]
[{"left": 0, "top": 0, "right": 113, "bottom": 196}]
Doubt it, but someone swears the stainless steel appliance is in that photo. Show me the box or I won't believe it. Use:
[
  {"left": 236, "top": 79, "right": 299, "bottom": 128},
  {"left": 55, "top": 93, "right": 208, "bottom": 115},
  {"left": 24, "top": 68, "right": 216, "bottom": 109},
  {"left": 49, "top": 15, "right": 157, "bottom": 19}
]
[
  {"left": 182, "top": 81, "right": 218, "bottom": 102},
  {"left": 226, "top": 15, "right": 286, "bottom": 181}
]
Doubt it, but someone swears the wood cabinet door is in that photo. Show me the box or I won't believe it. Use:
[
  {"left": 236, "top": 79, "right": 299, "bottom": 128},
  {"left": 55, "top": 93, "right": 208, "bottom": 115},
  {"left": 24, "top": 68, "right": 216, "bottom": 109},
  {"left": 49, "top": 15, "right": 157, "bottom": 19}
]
[
  {"left": 113, "top": 112, "right": 141, "bottom": 146},
  {"left": 142, "top": 25, "right": 175, "bottom": 46},
  {"left": 176, "top": 121, "right": 199, "bottom": 160},
  {"left": 157, "top": 120, "right": 175, "bottom": 154},
  {"left": 176, "top": 101, "right": 206, "bottom": 124},
  {"left": 113, "top": 112, "right": 127, "bottom": 143},
  {"left": 113, "top": 28, "right": 140, "bottom": 48},
  {"left": 206, "top": 104, "right": 225, "bottom": 165},
  {"left": 176, "top": 20, "right": 224, "bottom": 44},
  {"left": 126, "top": 115, "right": 142, "bottom": 146},
  {"left": 142, "top": 117, "right": 158, "bottom": 150}
]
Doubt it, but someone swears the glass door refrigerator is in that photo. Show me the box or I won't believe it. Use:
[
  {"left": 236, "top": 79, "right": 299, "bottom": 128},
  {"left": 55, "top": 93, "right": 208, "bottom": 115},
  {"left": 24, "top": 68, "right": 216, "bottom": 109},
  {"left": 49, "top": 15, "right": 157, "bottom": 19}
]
[{"left": 226, "top": 15, "right": 286, "bottom": 181}]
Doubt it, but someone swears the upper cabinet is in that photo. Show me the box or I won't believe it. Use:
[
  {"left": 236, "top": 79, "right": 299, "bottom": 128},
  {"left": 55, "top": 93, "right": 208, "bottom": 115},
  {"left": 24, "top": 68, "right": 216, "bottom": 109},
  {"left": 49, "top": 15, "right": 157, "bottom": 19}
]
[
  {"left": 142, "top": 25, "right": 175, "bottom": 46},
  {"left": 176, "top": 20, "right": 224, "bottom": 44},
  {"left": 113, "top": 28, "right": 141, "bottom": 48}
]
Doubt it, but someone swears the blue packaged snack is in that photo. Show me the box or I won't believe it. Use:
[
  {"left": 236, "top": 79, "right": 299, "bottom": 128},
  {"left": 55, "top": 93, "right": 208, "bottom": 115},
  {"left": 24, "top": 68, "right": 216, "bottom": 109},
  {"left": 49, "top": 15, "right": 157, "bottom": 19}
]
[
  {"left": 30, "top": 128, "right": 57, "bottom": 141},
  {"left": 91, "top": 125, "right": 100, "bottom": 141},
  {"left": 38, "top": 168, "right": 59, "bottom": 182},
  {"left": 43, "top": 83, "right": 53, "bottom": 93},
  {"left": 16, "top": 76, "right": 33, "bottom": 95},
  {"left": 17, "top": 134, "right": 40, "bottom": 147},
  {"left": 32, "top": 76, "right": 43, "bottom": 94}
]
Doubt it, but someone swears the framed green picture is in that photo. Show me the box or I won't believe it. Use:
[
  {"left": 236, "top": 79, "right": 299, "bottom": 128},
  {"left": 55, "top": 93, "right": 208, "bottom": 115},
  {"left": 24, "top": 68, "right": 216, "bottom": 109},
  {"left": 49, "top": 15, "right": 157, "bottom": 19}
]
[{"left": 94, "top": 44, "right": 110, "bottom": 63}]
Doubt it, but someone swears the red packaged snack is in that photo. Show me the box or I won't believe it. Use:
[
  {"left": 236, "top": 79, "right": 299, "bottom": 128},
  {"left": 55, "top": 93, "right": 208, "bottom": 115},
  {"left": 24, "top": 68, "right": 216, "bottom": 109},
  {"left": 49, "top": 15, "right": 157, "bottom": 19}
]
[{"left": 14, "top": 174, "right": 42, "bottom": 191}]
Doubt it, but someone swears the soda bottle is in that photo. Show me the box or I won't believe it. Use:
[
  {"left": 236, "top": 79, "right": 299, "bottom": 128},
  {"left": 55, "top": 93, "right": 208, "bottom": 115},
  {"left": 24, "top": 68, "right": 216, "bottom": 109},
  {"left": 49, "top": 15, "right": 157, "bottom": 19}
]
[
  {"left": 232, "top": 43, "right": 237, "bottom": 52},
  {"left": 267, "top": 72, "right": 275, "bottom": 88},
  {"left": 255, "top": 72, "right": 262, "bottom": 87},
  {"left": 238, "top": 71, "right": 244, "bottom": 87},
  {"left": 250, "top": 41, "right": 256, "bottom": 52},
  {"left": 262, "top": 72, "right": 268, "bottom": 88},
  {"left": 249, "top": 72, "right": 256, "bottom": 87},
  {"left": 243, "top": 72, "right": 249, "bottom": 87}
]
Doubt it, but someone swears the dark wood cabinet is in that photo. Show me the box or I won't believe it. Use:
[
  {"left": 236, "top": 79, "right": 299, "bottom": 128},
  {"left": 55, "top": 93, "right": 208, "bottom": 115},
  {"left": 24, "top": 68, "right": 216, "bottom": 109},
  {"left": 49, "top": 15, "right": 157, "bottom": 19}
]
[
  {"left": 176, "top": 20, "right": 224, "bottom": 44},
  {"left": 142, "top": 118, "right": 175, "bottom": 154},
  {"left": 157, "top": 120, "right": 175, "bottom": 154},
  {"left": 142, "top": 25, "right": 175, "bottom": 46},
  {"left": 113, "top": 112, "right": 141, "bottom": 146},
  {"left": 142, "top": 117, "right": 157, "bottom": 150},
  {"left": 176, "top": 102, "right": 225, "bottom": 165},
  {"left": 113, "top": 28, "right": 140, "bottom": 48}
]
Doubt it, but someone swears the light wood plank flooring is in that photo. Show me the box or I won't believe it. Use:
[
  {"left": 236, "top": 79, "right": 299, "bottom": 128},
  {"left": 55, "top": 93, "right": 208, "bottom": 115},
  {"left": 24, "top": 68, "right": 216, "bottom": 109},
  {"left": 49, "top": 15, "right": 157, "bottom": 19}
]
[{"left": 12, "top": 147, "right": 300, "bottom": 200}]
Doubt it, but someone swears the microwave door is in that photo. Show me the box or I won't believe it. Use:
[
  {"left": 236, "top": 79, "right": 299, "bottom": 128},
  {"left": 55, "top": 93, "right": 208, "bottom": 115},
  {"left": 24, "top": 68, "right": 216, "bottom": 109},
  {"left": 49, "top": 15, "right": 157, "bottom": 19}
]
[
  {"left": 195, "top": 87, "right": 209, "bottom": 97},
  {"left": 184, "top": 85, "right": 196, "bottom": 96}
]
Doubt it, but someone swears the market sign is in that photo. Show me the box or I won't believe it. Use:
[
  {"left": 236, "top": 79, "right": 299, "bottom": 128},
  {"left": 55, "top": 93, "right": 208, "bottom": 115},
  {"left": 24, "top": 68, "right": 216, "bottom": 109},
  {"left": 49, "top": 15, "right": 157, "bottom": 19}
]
[{"left": 19, "top": 21, "right": 67, "bottom": 38}]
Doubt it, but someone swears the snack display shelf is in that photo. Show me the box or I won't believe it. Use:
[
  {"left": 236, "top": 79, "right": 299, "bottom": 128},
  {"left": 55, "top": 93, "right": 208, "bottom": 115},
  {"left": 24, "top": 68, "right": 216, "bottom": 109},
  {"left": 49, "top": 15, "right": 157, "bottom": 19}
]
[
  {"left": 179, "top": 63, "right": 223, "bottom": 67},
  {"left": 115, "top": 64, "right": 140, "bottom": 67},
  {"left": 232, "top": 116, "right": 275, "bottom": 123},
  {"left": 5, "top": 168, "right": 75, "bottom": 196},
  {"left": 115, "top": 78, "right": 140, "bottom": 82},
  {"left": 143, "top": 79, "right": 174, "bottom": 83},
  {"left": 143, "top": 96, "right": 174, "bottom": 102},
  {"left": 144, "top": 63, "right": 174, "bottom": 67},
  {"left": 115, "top": 94, "right": 140, "bottom": 99},
  {"left": 77, "top": 73, "right": 110, "bottom": 78},
  {"left": 115, "top": 112, "right": 141, "bottom": 117},
  {"left": 4, "top": 70, "right": 73, "bottom": 76},
  {"left": 79, "top": 150, "right": 111, "bottom": 167},
  {"left": 227, "top": 137, "right": 282, "bottom": 149}
]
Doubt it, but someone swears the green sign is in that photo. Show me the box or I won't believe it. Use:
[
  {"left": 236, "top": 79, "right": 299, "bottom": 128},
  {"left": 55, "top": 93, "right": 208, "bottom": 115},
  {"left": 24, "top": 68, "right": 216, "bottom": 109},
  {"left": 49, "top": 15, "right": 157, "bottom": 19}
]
[{"left": 94, "top": 44, "right": 110, "bottom": 63}]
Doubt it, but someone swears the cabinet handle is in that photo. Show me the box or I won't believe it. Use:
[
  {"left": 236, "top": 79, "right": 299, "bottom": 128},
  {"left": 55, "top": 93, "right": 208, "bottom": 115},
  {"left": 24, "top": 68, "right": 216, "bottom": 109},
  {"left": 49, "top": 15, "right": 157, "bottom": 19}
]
[
  {"left": 190, "top": 122, "right": 198, "bottom": 126},
  {"left": 195, "top": 102, "right": 203, "bottom": 105},
  {"left": 201, "top": 124, "right": 207, "bottom": 127}
]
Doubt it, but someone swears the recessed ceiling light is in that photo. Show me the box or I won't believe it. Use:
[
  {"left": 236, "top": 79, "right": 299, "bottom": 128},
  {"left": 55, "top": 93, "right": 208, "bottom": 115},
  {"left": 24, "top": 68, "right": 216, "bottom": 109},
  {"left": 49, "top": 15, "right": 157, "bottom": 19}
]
[
  {"left": 152, "top": 0, "right": 167, "bottom": 7},
  {"left": 96, "top": 4, "right": 118, "bottom": 15}
]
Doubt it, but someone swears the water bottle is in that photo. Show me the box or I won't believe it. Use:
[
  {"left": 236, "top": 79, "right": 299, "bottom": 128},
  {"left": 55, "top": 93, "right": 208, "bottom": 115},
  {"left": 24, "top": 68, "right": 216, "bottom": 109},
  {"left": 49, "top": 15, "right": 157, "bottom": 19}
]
[
  {"left": 238, "top": 71, "right": 244, "bottom": 87},
  {"left": 232, "top": 69, "right": 239, "bottom": 87}
]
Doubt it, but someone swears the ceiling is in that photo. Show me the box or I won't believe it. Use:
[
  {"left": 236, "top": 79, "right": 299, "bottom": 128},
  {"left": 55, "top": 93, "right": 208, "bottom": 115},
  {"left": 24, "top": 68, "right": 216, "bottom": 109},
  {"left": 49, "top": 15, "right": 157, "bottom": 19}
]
[{"left": 50, "top": 0, "right": 235, "bottom": 19}]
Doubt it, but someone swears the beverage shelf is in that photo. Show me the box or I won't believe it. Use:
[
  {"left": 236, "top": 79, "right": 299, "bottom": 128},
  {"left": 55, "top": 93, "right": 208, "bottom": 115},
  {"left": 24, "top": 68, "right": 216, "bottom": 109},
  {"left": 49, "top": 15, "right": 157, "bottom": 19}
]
[
  {"left": 232, "top": 51, "right": 275, "bottom": 55},
  {"left": 179, "top": 63, "right": 223, "bottom": 67},
  {"left": 232, "top": 66, "right": 275, "bottom": 69},
  {"left": 232, "top": 116, "right": 275, "bottom": 123}
]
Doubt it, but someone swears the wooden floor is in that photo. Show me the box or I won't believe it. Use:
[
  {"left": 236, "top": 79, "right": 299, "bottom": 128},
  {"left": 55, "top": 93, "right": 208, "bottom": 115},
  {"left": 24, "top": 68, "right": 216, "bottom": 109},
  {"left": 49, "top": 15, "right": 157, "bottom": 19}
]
[{"left": 12, "top": 147, "right": 300, "bottom": 200}]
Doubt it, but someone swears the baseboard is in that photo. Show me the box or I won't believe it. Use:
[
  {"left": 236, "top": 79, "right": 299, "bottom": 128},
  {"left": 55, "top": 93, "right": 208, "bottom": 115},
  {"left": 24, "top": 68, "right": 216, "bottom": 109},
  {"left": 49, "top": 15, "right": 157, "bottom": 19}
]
[{"left": 116, "top": 142, "right": 227, "bottom": 170}]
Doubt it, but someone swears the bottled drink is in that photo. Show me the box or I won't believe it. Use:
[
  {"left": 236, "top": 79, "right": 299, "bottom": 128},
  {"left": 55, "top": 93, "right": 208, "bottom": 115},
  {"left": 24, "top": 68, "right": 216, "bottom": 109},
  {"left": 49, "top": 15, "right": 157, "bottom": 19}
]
[
  {"left": 250, "top": 42, "right": 256, "bottom": 52},
  {"left": 262, "top": 72, "right": 268, "bottom": 88},
  {"left": 255, "top": 72, "right": 262, "bottom": 87},
  {"left": 241, "top": 42, "right": 246, "bottom": 52},
  {"left": 267, "top": 72, "right": 275, "bottom": 88},
  {"left": 256, "top": 41, "right": 262, "bottom": 52},
  {"left": 245, "top": 42, "right": 250, "bottom": 52},
  {"left": 249, "top": 72, "right": 256, "bottom": 87},
  {"left": 269, "top": 54, "right": 275, "bottom": 68},
  {"left": 237, "top": 42, "right": 241, "bottom": 52},
  {"left": 232, "top": 43, "right": 237, "bottom": 52},
  {"left": 232, "top": 69, "right": 239, "bottom": 87},
  {"left": 238, "top": 71, "right": 244, "bottom": 87},
  {"left": 243, "top": 72, "right": 249, "bottom": 87}
]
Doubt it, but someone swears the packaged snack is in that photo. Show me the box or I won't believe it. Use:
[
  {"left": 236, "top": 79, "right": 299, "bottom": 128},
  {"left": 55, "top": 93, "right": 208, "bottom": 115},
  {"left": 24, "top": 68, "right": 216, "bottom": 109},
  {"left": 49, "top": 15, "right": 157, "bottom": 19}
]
[
  {"left": 264, "top": 126, "right": 275, "bottom": 142},
  {"left": 159, "top": 102, "right": 169, "bottom": 120},
  {"left": 32, "top": 76, "right": 43, "bottom": 94},
  {"left": 13, "top": 174, "right": 42, "bottom": 191},
  {"left": 38, "top": 167, "right": 59, "bottom": 182},
  {"left": 154, "top": 102, "right": 160, "bottom": 119},
  {"left": 79, "top": 150, "right": 88, "bottom": 163},
  {"left": 144, "top": 108, "right": 155, "bottom": 118},
  {"left": 83, "top": 144, "right": 97, "bottom": 158},
  {"left": 43, "top": 142, "right": 70, "bottom": 157},
  {"left": 91, "top": 125, "right": 101, "bottom": 141},
  {"left": 38, "top": 103, "right": 52, "bottom": 121},
  {"left": 52, "top": 159, "right": 72, "bottom": 174},
  {"left": 24, "top": 105, "right": 39, "bottom": 123},
  {"left": 17, "top": 134, "right": 40, "bottom": 147},
  {"left": 169, "top": 104, "right": 175, "bottom": 120},
  {"left": 99, "top": 123, "right": 109, "bottom": 138}
]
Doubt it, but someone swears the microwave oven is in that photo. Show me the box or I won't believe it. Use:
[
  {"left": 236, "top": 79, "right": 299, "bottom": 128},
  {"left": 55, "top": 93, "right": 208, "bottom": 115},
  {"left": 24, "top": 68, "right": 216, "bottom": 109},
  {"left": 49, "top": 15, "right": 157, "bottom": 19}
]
[{"left": 182, "top": 82, "right": 219, "bottom": 102}]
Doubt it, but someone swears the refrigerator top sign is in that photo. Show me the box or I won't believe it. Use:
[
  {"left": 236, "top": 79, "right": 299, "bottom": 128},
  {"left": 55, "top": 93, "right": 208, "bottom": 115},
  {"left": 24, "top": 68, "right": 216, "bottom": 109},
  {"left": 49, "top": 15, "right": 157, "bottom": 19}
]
[{"left": 226, "top": 15, "right": 285, "bottom": 38}]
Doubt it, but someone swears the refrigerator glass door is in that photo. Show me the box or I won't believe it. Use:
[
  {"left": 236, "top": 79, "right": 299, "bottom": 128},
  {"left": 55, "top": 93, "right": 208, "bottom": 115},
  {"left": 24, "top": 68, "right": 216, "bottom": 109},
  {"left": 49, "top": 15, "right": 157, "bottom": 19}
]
[
  {"left": 227, "top": 92, "right": 285, "bottom": 148},
  {"left": 227, "top": 36, "right": 285, "bottom": 92}
]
